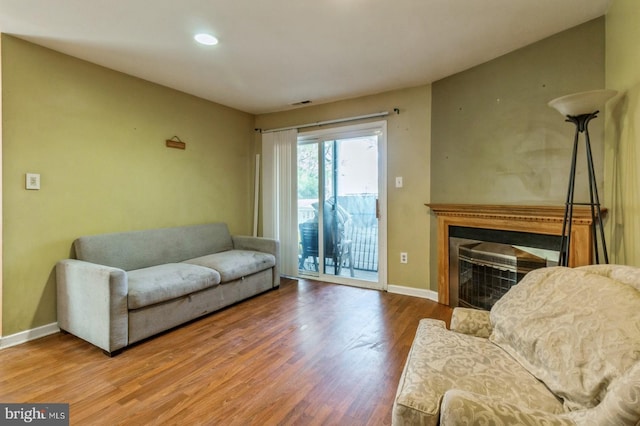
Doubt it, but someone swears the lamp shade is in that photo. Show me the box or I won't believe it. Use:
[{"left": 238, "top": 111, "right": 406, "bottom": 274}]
[{"left": 548, "top": 89, "right": 617, "bottom": 116}]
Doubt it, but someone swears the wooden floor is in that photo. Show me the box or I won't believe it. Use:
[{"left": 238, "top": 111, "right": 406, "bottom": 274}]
[{"left": 0, "top": 278, "right": 452, "bottom": 425}]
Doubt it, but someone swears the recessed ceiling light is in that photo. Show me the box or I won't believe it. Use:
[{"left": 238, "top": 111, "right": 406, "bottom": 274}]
[{"left": 194, "top": 33, "right": 219, "bottom": 46}]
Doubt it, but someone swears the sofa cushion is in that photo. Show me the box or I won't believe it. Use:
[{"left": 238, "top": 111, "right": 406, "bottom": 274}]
[
  {"left": 392, "top": 319, "right": 563, "bottom": 426},
  {"left": 576, "top": 263, "right": 640, "bottom": 292},
  {"left": 439, "top": 389, "right": 576, "bottom": 426},
  {"left": 128, "top": 263, "right": 221, "bottom": 310},
  {"left": 183, "top": 250, "right": 276, "bottom": 283},
  {"left": 74, "top": 223, "right": 234, "bottom": 271},
  {"left": 490, "top": 266, "right": 640, "bottom": 411},
  {"left": 566, "top": 361, "right": 640, "bottom": 426}
]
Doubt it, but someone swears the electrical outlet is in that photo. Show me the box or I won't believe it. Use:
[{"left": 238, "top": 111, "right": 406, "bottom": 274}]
[{"left": 400, "top": 252, "right": 408, "bottom": 264}]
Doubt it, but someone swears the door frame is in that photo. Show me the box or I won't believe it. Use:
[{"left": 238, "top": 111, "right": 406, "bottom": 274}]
[{"left": 297, "top": 120, "right": 387, "bottom": 291}]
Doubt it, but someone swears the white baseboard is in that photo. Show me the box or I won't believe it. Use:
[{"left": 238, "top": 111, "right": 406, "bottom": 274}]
[
  {"left": 387, "top": 284, "right": 439, "bottom": 302},
  {"left": 0, "top": 322, "right": 60, "bottom": 350}
]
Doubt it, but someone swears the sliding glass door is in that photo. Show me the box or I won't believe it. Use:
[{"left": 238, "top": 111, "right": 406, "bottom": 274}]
[{"left": 297, "top": 122, "right": 386, "bottom": 290}]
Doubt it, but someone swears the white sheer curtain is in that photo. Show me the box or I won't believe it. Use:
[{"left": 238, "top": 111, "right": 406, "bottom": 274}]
[{"left": 261, "top": 129, "right": 298, "bottom": 277}]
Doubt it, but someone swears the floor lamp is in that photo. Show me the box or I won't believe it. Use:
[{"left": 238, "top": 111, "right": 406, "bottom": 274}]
[{"left": 548, "top": 89, "right": 617, "bottom": 266}]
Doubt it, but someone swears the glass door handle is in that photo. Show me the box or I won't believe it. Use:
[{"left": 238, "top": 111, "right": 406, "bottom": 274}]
[{"left": 376, "top": 199, "right": 380, "bottom": 219}]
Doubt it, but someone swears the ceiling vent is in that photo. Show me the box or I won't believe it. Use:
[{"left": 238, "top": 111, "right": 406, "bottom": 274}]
[{"left": 291, "top": 100, "right": 312, "bottom": 106}]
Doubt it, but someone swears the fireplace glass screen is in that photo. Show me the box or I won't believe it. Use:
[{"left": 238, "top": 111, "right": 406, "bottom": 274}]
[{"left": 458, "top": 242, "right": 546, "bottom": 310}]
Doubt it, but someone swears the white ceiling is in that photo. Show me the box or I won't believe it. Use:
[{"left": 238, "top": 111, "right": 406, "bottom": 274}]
[{"left": 0, "top": 0, "right": 611, "bottom": 114}]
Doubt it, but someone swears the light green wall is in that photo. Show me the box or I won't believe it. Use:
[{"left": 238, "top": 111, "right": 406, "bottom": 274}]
[
  {"left": 604, "top": 0, "right": 640, "bottom": 266},
  {"left": 431, "top": 18, "right": 605, "bottom": 204},
  {"left": 1, "top": 35, "right": 255, "bottom": 336},
  {"left": 255, "top": 86, "right": 432, "bottom": 291},
  {"left": 0, "top": 35, "right": 4, "bottom": 336},
  {"left": 429, "top": 18, "right": 605, "bottom": 289}
]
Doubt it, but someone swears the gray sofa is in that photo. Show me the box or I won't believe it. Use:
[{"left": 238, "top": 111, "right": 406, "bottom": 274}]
[
  {"left": 393, "top": 265, "right": 640, "bottom": 425},
  {"left": 56, "top": 223, "right": 279, "bottom": 355}
]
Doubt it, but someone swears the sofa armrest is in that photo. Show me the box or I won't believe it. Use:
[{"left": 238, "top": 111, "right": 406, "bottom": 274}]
[
  {"left": 232, "top": 235, "right": 278, "bottom": 253},
  {"left": 56, "top": 259, "right": 128, "bottom": 354},
  {"left": 450, "top": 307, "right": 492, "bottom": 338},
  {"left": 232, "top": 235, "right": 280, "bottom": 287},
  {"left": 567, "top": 361, "right": 640, "bottom": 426},
  {"left": 440, "top": 389, "right": 575, "bottom": 426}
]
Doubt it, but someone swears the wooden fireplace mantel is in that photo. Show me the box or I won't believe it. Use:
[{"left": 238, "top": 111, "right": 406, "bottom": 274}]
[{"left": 426, "top": 204, "right": 606, "bottom": 305}]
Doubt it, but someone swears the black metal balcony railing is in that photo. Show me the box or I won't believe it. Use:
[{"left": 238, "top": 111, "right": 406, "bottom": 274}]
[
  {"left": 345, "top": 225, "right": 378, "bottom": 272},
  {"left": 298, "top": 194, "right": 379, "bottom": 274},
  {"left": 298, "top": 225, "right": 379, "bottom": 273}
]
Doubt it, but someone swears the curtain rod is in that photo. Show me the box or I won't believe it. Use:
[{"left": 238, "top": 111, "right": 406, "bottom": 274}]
[{"left": 258, "top": 109, "right": 397, "bottom": 134}]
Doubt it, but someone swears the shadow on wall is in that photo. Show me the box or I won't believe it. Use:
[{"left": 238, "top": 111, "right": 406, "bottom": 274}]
[
  {"left": 33, "top": 268, "right": 58, "bottom": 330},
  {"left": 608, "top": 86, "right": 640, "bottom": 265}
]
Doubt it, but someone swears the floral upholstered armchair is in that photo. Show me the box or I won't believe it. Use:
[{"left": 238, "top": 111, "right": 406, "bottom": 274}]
[{"left": 392, "top": 265, "right": 640, "bottom": 425}]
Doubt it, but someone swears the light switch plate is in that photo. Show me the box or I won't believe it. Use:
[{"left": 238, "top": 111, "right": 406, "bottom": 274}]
[{"left": 26, "top": 173, "right": 41, "bottom": 190}]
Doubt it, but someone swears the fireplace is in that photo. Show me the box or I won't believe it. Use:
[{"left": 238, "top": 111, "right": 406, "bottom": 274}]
[
  {"left": 428, "top": 204, "right": 606, "bottom": 307},
  {"left": 458, "top": 242, "right": 548, "bottom": 309},
  {"left": 448, "top": 227, "right": 558, "bottom": 309}
]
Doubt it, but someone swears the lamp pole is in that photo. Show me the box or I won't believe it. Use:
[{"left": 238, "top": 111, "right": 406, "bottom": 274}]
[
  {"left": 548, "top": 89, "right": 616, "bottom": 266},
  {"left": 558, "top": 112, "right": 608, "bottom": 266}
]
